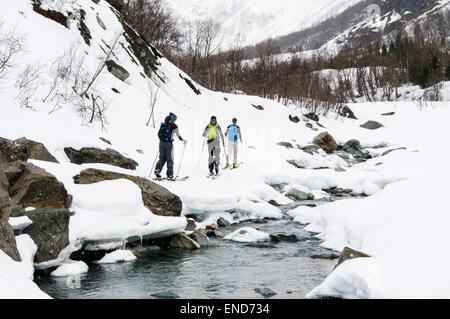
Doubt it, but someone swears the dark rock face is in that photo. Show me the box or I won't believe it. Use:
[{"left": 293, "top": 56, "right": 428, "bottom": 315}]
[
  {"left": 14, "top": 137, "right": 59, "bottom": 163},
  {"left": 304, "top": 112, "right": 319, "bottom": 122},
  {"left": 334, "top": 247, "right": 370, "bottom": 269},
  {"left": 269, "top": 234, "right": 299, "bottom": 243},
  {"left": 73, "top": 168, "right": 182, "bottom": 217},
  {"left": 360, "top": 121, "right": 384, "bottom": 130},
  {"left": 338, "top": 105, "right": 358, "bottom": 119},
  {"left": 217, "top": 217, "right": 231, "bottom": 228},
  {"left": 9, "top": 162, "right": 72, "bottom": 210},
  {"left": 0, "top": 167, "right": 21, "bottom": 261},
  {"left": 23, "top": 208, "right": 70, "bottom": 264},
  {"left": 289, "top": 115, "right": 300, "bottom": 123},
  {"left": 309, "top": 253, "right": 339, "bottom": 260},
  {"left": 64, "top": 147, "right": 138, "bottom": 170},
  {"left": 185, "top": 219, "right": 197, "bottom": 231},
  {"left": 105, "top": 60, "right": 130, "bottom": 81},
  {"left": 313, "top": 132, "right": 338, "bottom": 153},
  {"left": 0, "top": 137, "right": 30, "bottom": 164}
]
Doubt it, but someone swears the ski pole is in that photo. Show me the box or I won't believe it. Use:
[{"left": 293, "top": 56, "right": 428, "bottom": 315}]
[
  {"left": 240, "top": 141, "right": 244, "bottom": 165},
  {"left": 176, "top": 143, "right": 187, "bottom": 178},
  {"left": 196, "top": 138, "right": 206, "bottom": 169},
  {"left": 149, "top": 149, "right": 160, "bottom": 177}
]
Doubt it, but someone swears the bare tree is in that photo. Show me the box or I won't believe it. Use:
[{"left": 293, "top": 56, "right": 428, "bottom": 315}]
[
  {"left": 146, "top": 82, "right": 160, "bottom": 127},
  {"left": 0, "top": 23, "right": 24, "bottom": 82},
  {"left": 15, "top": 63, "right": 44, "bottom": 109}
]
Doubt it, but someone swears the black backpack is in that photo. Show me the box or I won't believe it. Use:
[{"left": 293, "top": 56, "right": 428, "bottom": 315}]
[{"left": 158, "top": 123, "right": 173, "bottom": 142}]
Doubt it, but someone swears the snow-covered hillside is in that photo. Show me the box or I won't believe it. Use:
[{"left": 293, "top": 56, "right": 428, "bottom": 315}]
[
  {"left": 1, "top": 0, "right": 450, "bottom": 299},
  {"left": 164, "top": 0, "right": 363, "bottom": 49}
]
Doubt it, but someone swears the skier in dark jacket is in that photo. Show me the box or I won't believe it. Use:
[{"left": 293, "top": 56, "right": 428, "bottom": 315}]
[{"left": 155, "top": 113, "right": 187, "bottom": 180}]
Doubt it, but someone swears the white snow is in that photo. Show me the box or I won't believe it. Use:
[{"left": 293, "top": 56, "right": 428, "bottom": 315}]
[
  {"left": 224, "top": 227, "right": 270, "bottom": 243},
  {"left": 94, "top": 250, "right": 137, "bottom": 264},
  {"left": 0, "top": 0, "right": 449, "bottom": 299},
  {"left": 9, "top": 216, "right": 33, "bottom": 230},
  {"left": 51, "top": 260, "right": 89, "bottom": 277},
  {"left": 0, "top": 235, "right": 50, "bottom": 299}
]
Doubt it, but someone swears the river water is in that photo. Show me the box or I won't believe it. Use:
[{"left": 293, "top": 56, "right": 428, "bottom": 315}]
[{"left": 35, "top": 201, "right": 340, "bottom": 299}]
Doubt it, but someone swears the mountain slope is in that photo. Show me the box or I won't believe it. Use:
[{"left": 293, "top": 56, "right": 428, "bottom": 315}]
[{"left": 164, "top": 0, "right": 364, "bottom": 49}]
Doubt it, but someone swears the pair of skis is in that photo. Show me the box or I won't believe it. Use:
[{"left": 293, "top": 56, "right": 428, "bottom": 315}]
[{"left": 153, "top": 176, "right": 189, "bottom": 182}]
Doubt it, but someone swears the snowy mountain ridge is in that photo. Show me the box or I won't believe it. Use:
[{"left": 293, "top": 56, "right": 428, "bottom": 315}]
[{"left": 164, "top": 0, "right": 364, "bottom": 49}]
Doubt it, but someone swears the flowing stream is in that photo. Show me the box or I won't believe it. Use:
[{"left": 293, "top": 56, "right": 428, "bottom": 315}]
[{"left": 35, "top": 199, "right": 342, "bottom": 299}]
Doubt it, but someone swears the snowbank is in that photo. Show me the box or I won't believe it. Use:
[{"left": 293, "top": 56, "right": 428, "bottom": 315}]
[{"left": 0, "top": 235, "right": 50, "bottom": 299}]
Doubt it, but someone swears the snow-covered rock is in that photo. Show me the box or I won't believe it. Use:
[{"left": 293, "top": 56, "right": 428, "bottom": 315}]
[{"left": 224, "top": 227, "right": 270, "bottom": 243}]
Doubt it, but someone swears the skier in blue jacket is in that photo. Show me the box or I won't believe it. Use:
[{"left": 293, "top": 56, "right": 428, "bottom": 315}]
[{"left": 225, "top": 118, "right": 243, "bottom": 169}]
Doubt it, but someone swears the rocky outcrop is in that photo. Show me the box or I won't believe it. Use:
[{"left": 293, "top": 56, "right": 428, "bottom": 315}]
[
  {"left": 0, "top": 137, "right": 29, "bottom": 164},
  {"left": 73, "top": 168, "right": 182, "bottom": 217},
  {"left": 0, "top": 167, "right": 20, "bottom": 261},
  {"left": 312, "top": 132, "right": 338, "bottom": 153},
  {"left": 289, "top": 115, "right": 300, "bottom": 123},
  {"left": 64, "top": 147, "right": 138, "bottom": 170},
  {"left": 334, "top": 247, "right": 370, "bottom": 269},
  {"left": 360, "top": 121, "right": 384, "bottom": 130},
  {"left": 304, "top": 112, "right": 319, "bottom": 122},
  {"left": 105, "top": 60, "right": 130, "bottom": 81},
  {"left": 338, "top": 105, "right": 357, "bottom": 119},
  {"left": 8, "top": 161, "right": 72, "bottom": 212},
  {"left": 14, "top": 137, "right": 59, "bottom": 163},
  {"left": 155, "top": 233, "right": 200, "bottom": 250},
  {"left": 22, "top": 208, "right": 70, "bottom": 264}
]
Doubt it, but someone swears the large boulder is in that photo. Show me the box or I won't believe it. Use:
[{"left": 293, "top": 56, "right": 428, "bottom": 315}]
[
  {"left": 73, "top": 168, "right": 182, "bottom": 217},
  {"left": 334, "top": 247, "right": 370, "bottom": 269},
  {"left": 360, "top": 121, "right": 384, "bottom": 130},
  {"left": 0, "top": 137, "right": 29, "bottom": 164},
  {"left": 8, "top": 161, "right": 72, "bottom": 211},
  {"left": 22, "top": 208, "right": 70, "bottom": 264},
  {"left": 14, "top": 137, "right": 59, "bottom": 163},
  {"left": 312, "top": 132, "right": 338, "bottom": 153},
  {"left": 0, "top": 167, "right": 20, "bottom": 261},
  {"left": 64, "top": 147, "right": 138, "bottom": 170}
]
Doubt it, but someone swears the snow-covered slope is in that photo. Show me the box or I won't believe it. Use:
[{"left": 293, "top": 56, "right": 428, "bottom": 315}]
[
  {"left": 1, "top": 0, "right": 450, "bottom": 299},
  {"left": 164, "top": 0, "right": 363, "bottom": 48}
]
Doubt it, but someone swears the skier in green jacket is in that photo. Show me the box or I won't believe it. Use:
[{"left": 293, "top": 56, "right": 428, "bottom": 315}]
[{"left": 202, "top": 116, "right": 225, "bottom": 176}]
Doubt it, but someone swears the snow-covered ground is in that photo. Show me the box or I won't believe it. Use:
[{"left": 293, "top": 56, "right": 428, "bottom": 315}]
[{"left": 0, "top": 0, "right": 449, "bottom": 299}]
